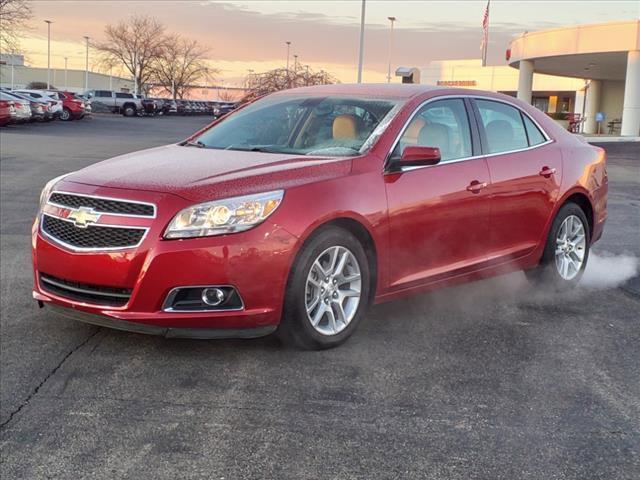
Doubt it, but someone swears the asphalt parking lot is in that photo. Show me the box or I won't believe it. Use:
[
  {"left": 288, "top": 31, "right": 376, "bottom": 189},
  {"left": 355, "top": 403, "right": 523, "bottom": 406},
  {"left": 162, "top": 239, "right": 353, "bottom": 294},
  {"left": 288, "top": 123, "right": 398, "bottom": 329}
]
[{"left": 1, "top": 115, "right": 639, "bottom": 479}]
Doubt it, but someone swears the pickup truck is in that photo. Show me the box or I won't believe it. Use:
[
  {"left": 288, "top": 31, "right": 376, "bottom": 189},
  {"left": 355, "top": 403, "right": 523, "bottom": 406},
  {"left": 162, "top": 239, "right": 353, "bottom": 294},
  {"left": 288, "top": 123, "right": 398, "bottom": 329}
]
[{"left": 83, "top": 90, "right": 143, "bottom": 117}]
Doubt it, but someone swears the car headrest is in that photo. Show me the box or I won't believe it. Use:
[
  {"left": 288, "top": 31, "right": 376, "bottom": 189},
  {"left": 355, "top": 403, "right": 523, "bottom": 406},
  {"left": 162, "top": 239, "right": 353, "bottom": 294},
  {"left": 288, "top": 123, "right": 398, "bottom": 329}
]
[
  {"left": 418, "top": 122, "right": 450, "bottom": 157},
  {"left": 403, "top": 118, "right": 427, "bottom": 145},
  {"left": 486, "top": 120, "right": 513, "bottom": 151},
  {"left": 333, "top": 114, "right": 359, "bottom": 140}
]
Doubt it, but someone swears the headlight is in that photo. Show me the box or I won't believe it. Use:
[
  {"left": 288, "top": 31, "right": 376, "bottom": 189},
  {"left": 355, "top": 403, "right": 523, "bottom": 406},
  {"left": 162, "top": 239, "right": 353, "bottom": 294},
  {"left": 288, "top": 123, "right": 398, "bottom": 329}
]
[
  {"left": 164, "top": 190, "right": 284, "bottom": 239},
  {"left": 39, "top": 173, "right": 72, "bottom": 210}
]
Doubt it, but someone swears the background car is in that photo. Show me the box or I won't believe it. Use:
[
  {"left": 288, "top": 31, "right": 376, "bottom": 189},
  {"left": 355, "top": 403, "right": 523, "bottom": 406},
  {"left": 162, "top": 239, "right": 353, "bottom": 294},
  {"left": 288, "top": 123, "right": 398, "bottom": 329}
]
[
  {"left": 57, "top": 91, "right": 86, "bottom": 121},
  {"left": 176, "top": 99, "right": 192, "bottom": 116},
  {"left": 83, "top": 90, "right": 143, "bottom": 117},
  {"left": 0, "top": 98, "right": 16, "bottom": 126},
  {"left": 213, "top": 102, "right": 238, "bottom": 118},
  {"left": 163, "top": 99, "right": 178, "bottom": 115},
  {"left": 0, "top": 91, "right": 31, "bottom": 123},
  {"left": 14, "top": 89, "right": 63, "bottom": 119},
  {"left": 136, "top": 95, "right": 157, "bottom": 116},
  {"left": 2, "top": 90, "right": 46, "bottom": 121}
]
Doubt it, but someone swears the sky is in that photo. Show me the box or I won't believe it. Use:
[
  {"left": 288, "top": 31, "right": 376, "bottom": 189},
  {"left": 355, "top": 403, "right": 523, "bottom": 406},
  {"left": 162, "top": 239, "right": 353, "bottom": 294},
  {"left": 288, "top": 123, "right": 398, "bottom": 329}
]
[{"left": 13, "top": 0, "right": 640, "bottom": 86}]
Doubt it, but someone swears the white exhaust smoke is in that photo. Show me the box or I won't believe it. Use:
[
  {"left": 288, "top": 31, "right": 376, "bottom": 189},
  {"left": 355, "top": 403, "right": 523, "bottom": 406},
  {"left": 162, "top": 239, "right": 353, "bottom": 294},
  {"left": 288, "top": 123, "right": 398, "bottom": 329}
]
[{"left": 580, "top": 252, "right": 639, "bottom": 289}]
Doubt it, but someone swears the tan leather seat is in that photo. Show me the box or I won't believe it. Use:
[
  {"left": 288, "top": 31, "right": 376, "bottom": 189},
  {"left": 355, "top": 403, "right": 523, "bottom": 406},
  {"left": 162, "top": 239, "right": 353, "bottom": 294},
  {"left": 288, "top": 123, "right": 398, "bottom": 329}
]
[
  {"left": 418, "top": 122, "right": 451, "bottom": 159},
  {"left": 332, "top": 114, "right": 359, "bottom": 140},
  {"left": 485, "top": 120, "right": 514, "bottom": 152},
  {"left": 403, "top": 118, "right": 426, "bottom": 146}
]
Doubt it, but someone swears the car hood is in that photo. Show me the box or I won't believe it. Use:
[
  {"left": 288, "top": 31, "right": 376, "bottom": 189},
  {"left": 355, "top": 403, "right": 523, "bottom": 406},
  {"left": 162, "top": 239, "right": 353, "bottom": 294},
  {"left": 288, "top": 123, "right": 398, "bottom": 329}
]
[{"left": 65, "top": 144, "right": 353, "bottom": 203}]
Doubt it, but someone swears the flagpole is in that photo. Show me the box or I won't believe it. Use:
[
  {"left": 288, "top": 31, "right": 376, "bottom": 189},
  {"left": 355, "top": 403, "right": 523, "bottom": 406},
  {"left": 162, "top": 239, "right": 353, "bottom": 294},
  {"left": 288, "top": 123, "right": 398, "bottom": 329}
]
[{"left": 482, "top": 0, "right": 490, "bottom": 67}]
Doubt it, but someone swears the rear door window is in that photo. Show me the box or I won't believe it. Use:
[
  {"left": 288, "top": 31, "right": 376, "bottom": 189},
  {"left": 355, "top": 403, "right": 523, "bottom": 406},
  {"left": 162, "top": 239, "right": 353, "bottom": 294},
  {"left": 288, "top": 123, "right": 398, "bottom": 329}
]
[
  {"left": 523, "top": 114, "right": 546, "bottom": 146},
  {"left": 475, "top": 100, "right": 529, "bottom": 154}
]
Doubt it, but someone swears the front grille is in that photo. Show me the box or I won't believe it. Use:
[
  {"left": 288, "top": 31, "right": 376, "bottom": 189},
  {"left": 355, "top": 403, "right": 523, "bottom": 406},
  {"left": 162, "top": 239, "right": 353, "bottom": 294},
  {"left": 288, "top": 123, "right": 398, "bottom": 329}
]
[
  {"left": 40, "top": 273, "right": 131, "bottom": 306},
  {"left": 49, "top": 192, "right": 154, "bottom": 217},
  {"left": 42, "top": 215, "right": 146, "bottom": 249}
]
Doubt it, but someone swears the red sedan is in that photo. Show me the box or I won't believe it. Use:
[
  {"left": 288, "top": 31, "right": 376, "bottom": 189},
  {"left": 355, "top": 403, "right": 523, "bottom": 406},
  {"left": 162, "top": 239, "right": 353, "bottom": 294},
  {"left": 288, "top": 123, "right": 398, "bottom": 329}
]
[
  {"left": 0, "top": 99, "right": 15, "bottom": 126},
  {"left": 57, "top": 91, "right": 85, "bottom": 120},
  {"left": 32, "top": 85, "right": 607, "bottom": 349}
]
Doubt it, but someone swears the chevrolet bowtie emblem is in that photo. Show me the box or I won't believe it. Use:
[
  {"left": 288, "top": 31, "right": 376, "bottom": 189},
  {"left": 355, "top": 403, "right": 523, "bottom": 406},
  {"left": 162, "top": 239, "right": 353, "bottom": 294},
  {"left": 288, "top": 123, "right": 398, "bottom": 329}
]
[{"left": 67, "top": 207, "right": 101, "bottom": 228}]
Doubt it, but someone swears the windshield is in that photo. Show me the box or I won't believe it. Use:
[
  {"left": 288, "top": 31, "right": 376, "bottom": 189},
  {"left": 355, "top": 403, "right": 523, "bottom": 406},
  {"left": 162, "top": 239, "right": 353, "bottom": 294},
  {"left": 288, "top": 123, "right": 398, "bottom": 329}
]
[{"left": 192, "top": 95, "right": 401, "bottom": 156}]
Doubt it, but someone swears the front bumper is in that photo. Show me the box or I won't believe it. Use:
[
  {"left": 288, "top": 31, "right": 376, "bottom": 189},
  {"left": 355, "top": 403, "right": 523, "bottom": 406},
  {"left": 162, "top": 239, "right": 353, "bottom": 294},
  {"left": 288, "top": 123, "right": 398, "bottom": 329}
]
[
  {"left": 43, "top": 304, "right": 277, "bottom": 339},
  {"left": 32, "top": 184, "right": 299, "bottom": 336}
]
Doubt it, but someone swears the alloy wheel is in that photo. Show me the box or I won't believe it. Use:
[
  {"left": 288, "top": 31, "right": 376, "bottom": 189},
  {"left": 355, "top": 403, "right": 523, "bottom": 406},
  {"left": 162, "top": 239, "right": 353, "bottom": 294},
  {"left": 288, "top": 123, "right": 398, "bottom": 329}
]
[
  {"left": 555, "top": 214, "right": 586, "bottom": 280},
  {"left": 305, "top": 246, "right": 362, "bottom": 336}
]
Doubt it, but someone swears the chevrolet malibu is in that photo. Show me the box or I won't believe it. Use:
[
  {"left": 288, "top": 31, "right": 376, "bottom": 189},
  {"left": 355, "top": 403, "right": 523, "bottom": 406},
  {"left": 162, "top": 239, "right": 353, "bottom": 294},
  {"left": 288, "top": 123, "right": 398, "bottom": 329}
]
[{"left": 32, "top": 84, "right": 607, "bottom": 349}]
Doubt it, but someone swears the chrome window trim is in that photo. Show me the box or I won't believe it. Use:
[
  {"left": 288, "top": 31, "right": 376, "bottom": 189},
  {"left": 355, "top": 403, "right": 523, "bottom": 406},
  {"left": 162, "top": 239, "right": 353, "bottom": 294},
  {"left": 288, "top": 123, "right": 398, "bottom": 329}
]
[
  {"left": 384, "top": 93, "right": 554, "bottom": 174},
  {"left": 162, "top": 285, "right": 245, "bottom": 313},
  {"left": 48, "top": 190, "right": 157, "bottom": 218},
  {"left": 40, "top": 213, "right": 149, "bottom": 253}
]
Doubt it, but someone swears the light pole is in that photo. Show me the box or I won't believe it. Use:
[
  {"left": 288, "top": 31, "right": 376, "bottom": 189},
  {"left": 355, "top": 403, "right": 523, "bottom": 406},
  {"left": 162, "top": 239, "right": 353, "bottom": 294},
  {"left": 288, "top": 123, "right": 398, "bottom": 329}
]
[
  {"left": 83, "top": 36, "right": 90, "bottom": 91},
  {"left": 386, "top": 16, "right": 396, "bottom": 83},
  {"left": 285, "top": 41, "right": 291, "bottom": 71},
  {"left": 44, "top": 20, "right": 53, "bottom": 89},
  {"left": 64, "top": 56, "right": 68, "bottom": 90},
  {"left": 356, "top": 0, "right": 366, "bottom": 83}
]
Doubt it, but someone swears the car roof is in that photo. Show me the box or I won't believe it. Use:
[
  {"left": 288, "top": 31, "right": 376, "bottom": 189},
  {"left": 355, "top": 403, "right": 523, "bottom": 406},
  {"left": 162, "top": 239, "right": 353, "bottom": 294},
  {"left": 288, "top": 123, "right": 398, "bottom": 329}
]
[
  {"left": 271, "top": 83, "right": 446, "bottom": 99},
  {"left": 3, "top": 91, "right": 31, "bottom": 100},
  {"left": 16, "top": 89, "right": 55, "bottom": 97}
]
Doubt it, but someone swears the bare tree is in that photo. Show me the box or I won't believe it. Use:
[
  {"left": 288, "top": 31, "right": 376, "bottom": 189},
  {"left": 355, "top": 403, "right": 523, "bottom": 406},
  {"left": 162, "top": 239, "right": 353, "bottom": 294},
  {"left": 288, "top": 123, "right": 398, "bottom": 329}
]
[
  {"left": 243, "top": 64, "right": 338, "bottom": 101},
  {"left": 217, "top": 88, "right": 237, "bottom": 102},
  {"left": 94, "top": 15, "right": 167, "bottom": 94},
  {"left": 151, "top": 35, "right": 213, "bottom": 100},
  {"left": 0, "top": 0, "right": 32, "bottom": 53}
]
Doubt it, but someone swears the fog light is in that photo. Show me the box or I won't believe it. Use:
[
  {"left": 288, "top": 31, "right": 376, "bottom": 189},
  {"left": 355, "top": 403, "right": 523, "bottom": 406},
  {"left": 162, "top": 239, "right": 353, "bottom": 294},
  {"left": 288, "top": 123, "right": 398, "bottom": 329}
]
[
  {"left": 201, "top": 287, "right": 225, "bottom": 306},
  {"left": 163, "top": 285, "right": 243, "bottom": 312}
]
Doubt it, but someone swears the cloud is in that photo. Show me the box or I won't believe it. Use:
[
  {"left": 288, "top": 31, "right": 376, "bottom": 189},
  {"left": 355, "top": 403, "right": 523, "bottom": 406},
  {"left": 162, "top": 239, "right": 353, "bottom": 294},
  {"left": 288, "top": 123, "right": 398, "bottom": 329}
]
[{"left": 23, "top": 0, "right": 640, "bottom": 84}]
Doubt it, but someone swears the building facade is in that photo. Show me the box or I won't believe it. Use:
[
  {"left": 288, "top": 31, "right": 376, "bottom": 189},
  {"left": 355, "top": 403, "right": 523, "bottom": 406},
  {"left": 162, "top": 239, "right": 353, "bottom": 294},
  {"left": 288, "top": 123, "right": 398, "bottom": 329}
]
[
  {"left": 508, "top": 20, "right": 640, "bottom": 136},
  {"left": 420, "top": 59, "right": 585, "bottom": 120},
  {"left": 0, "top": 61, "right": 134, "bottom": 93}
]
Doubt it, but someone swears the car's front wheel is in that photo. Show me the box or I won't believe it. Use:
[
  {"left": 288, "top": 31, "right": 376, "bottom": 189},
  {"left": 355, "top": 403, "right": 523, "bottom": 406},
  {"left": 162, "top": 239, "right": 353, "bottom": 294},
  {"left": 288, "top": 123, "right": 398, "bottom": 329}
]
[
  {"left": 279, "top": 227, "right": 370, "bottom": 349},
  {"left": 526, "top": 202, "right": 590, "bottom": 288}
]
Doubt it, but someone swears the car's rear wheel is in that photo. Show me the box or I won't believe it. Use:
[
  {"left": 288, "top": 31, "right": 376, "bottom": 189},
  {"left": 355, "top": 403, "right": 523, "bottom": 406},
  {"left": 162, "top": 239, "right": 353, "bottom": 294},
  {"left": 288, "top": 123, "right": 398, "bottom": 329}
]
[
  {"left": 279, "top": 227, "right": 370, "bottom": 349},
  {"left": 526, "top": 202, "right": 590, "bottom": 288},
  {"left": 60, "top": 108, "right": 71, "bottom": 121}
]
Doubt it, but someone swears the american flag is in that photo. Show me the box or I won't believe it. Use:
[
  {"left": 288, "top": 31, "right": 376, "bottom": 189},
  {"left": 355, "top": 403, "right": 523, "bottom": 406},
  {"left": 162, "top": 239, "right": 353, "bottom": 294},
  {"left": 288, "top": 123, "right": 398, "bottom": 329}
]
[{"left": 480, "top": 0, "right": 491, "bottom": 66}]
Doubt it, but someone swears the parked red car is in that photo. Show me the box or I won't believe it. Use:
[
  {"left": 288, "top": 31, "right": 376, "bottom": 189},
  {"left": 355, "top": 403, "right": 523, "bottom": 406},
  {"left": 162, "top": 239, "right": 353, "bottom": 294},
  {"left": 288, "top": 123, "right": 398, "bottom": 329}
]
[
  {"left": 57, "top": 91, "right": 85, "bottom": 121},
  {"left": 32, "top": 85, "right": 607, "bottom": 349},
  {"left": 0, "top": 99, "right": 15, "bottom": 126}
]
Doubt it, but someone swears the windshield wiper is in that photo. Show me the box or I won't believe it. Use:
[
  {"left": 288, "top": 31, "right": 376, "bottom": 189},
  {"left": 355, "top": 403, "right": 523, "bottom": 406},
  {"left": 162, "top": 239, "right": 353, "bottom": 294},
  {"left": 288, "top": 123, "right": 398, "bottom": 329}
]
[
  {"left": 248, "top": 146, "right": 281, "bottom": 153},
  {"left": 225, "top": 145, "right": 283, "bottom": 154},
  {"left": 184, "top": 140, "right": 206, "bottom": 148}
]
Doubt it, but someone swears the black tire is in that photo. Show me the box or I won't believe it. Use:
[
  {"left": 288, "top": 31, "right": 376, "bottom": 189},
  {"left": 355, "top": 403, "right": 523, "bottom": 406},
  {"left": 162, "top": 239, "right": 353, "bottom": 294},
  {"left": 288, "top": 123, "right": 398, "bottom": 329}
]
[
  {"left": 122, "top": 105, "right": 136, "bottom": 117},
  {"left": 526, "top": 202, "right": 590, "bottom": 288},
  {"left": 279, "top": 226, "right": 371, "bottom": 350},
  {"left": 60, "top": 108, "right": 72, "bottom": 121}
]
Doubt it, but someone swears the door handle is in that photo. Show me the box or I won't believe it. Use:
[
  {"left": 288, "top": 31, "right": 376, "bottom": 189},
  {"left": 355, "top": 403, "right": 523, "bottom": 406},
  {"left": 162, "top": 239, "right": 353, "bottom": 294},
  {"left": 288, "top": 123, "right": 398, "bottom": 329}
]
[
  {"left": 466, "top": 180, "right": 488, "bottom": 193},
  {"left": 539, "top": 166, "right": 557, "bottom": 178}
]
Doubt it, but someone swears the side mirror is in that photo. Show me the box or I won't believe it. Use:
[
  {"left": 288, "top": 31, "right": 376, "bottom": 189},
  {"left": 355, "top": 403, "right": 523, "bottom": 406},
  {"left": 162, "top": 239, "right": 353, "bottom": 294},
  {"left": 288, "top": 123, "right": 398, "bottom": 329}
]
[{"left": 394, "top": 146, "right": 441, "bottom": 169}]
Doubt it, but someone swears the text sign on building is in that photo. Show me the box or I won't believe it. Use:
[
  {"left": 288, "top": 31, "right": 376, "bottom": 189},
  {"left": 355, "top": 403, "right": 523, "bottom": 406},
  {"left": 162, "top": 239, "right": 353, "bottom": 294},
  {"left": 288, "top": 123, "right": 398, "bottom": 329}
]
[{"left": 437, "top": 80, "right": 477, "bottom": 87}]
